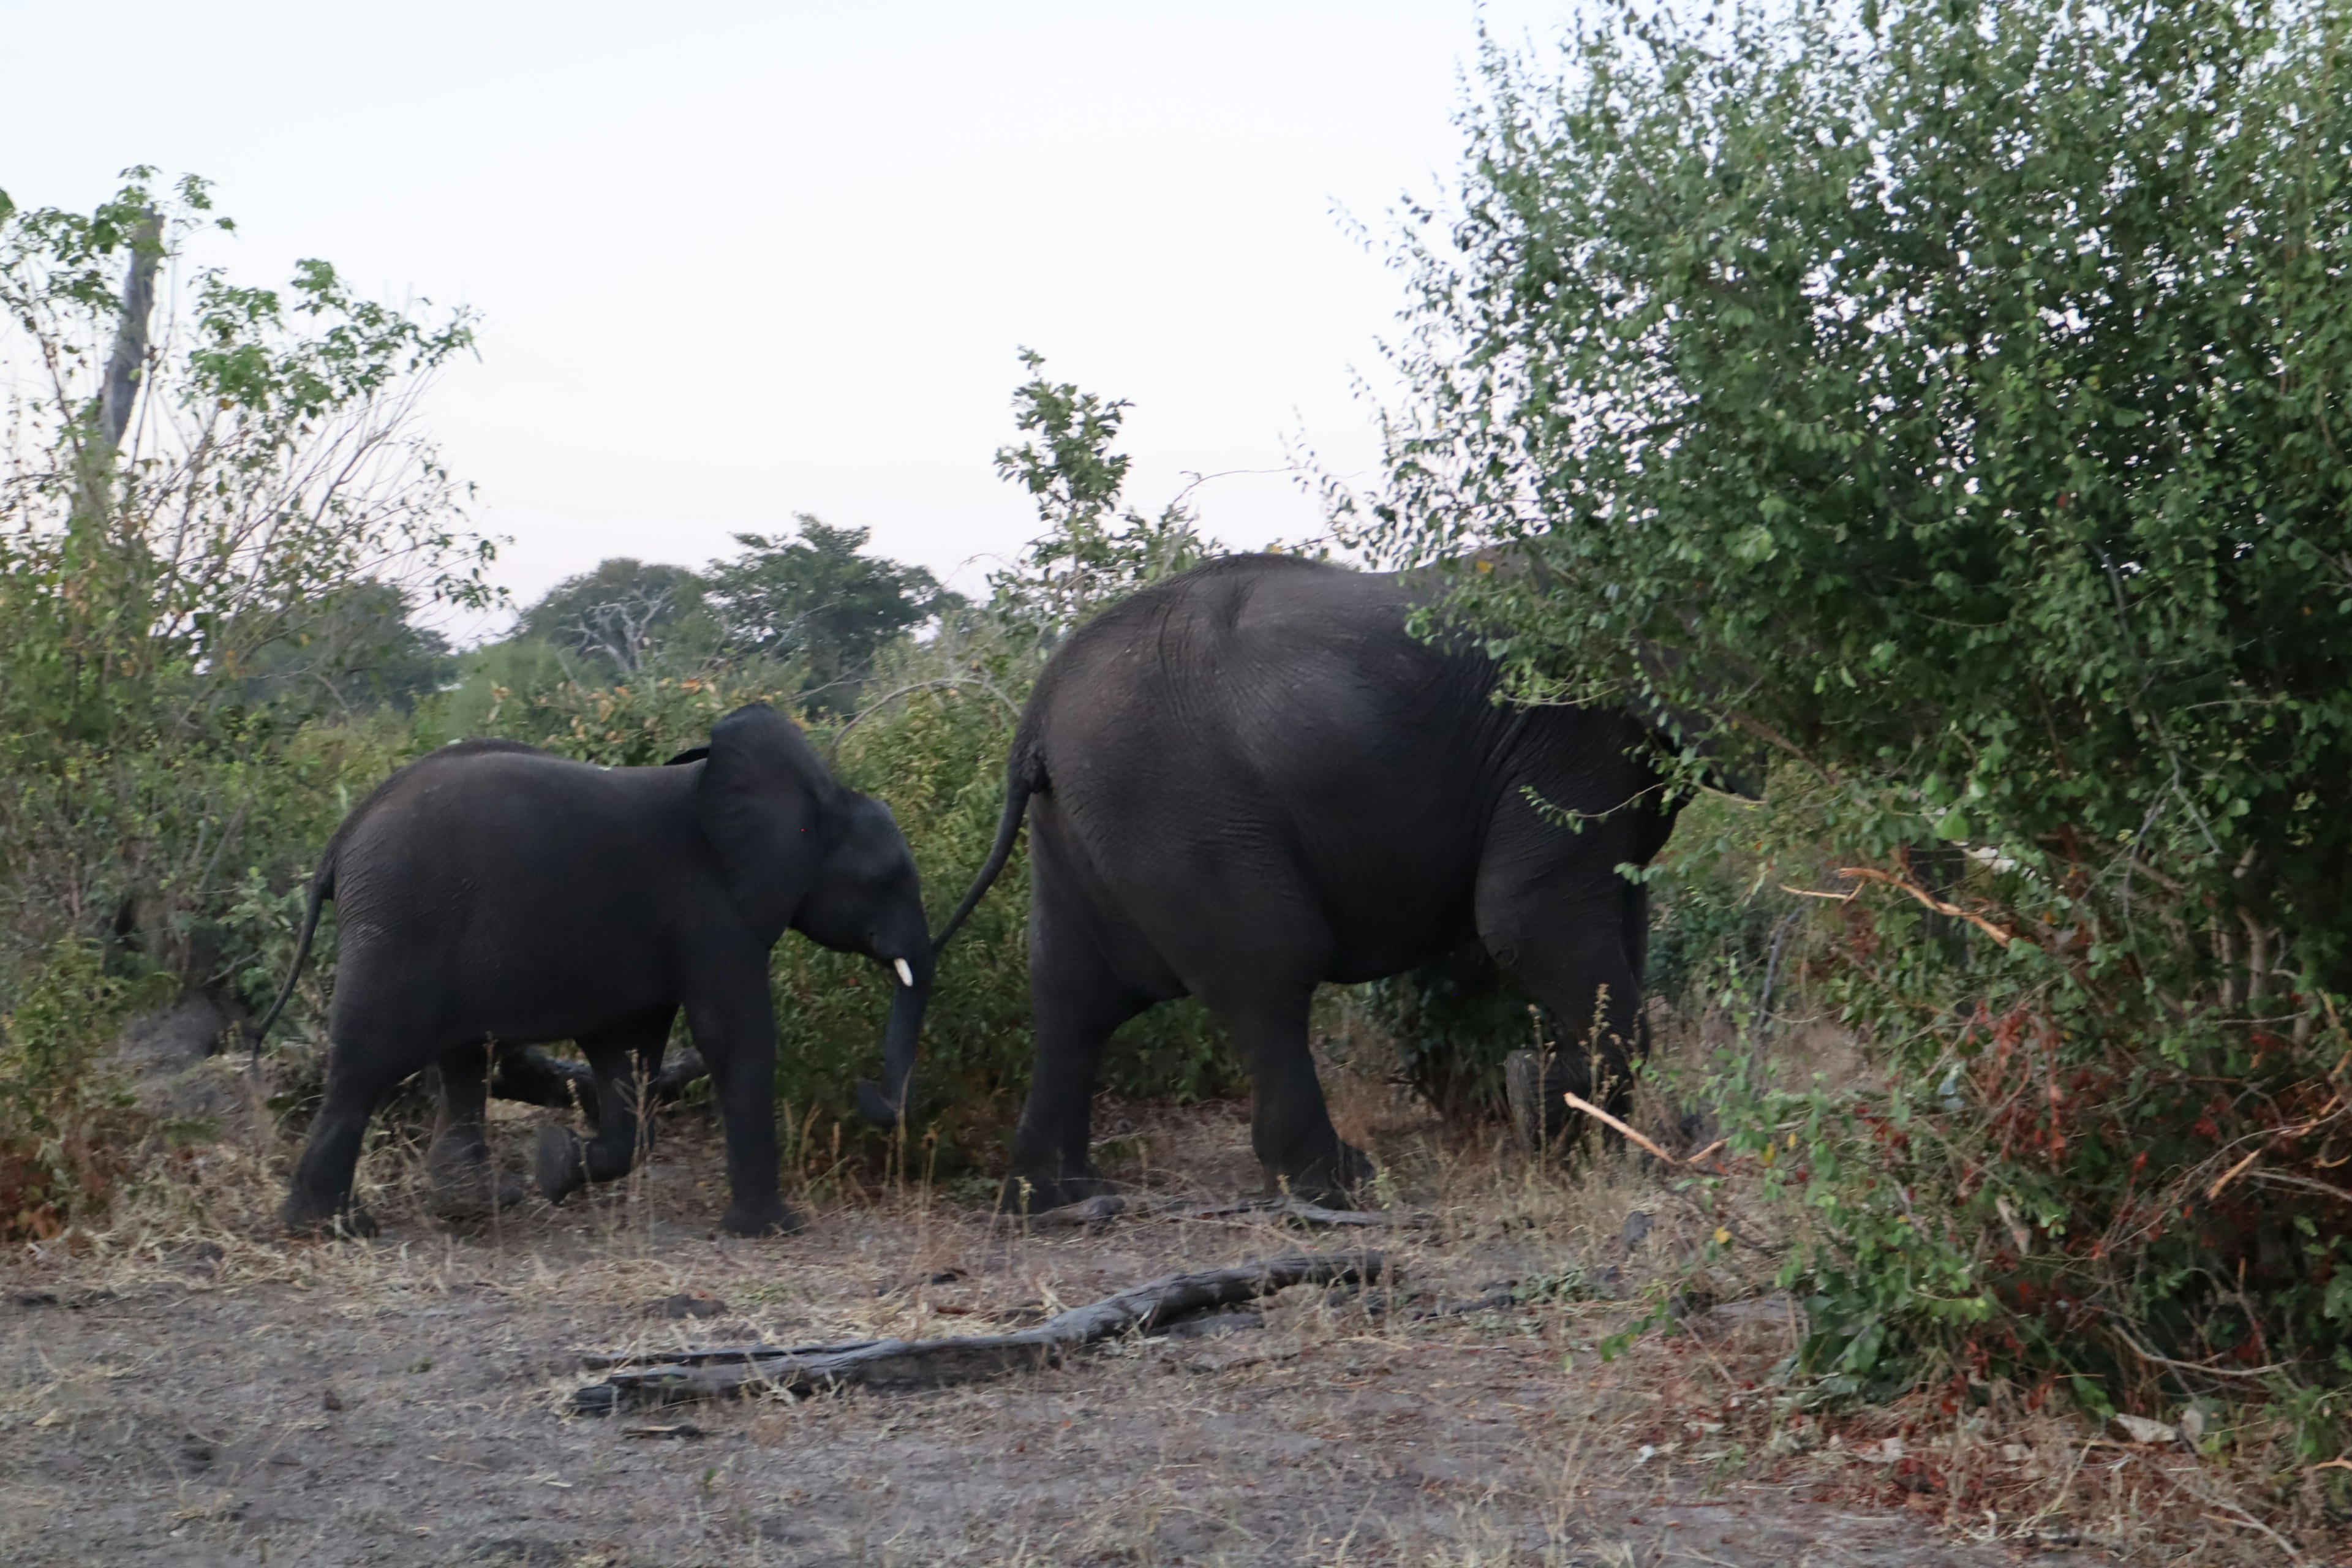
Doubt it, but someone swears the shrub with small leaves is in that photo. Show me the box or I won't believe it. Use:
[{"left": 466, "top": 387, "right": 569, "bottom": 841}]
[
  {"left": 1358, "top": 0, "right": 2352, "bottom": 1437},
  {"left": 0, "top": 940, "right": 168, "bottom": 1238}
]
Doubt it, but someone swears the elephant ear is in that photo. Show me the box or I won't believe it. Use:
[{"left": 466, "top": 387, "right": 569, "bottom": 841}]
[{"left": 696, "top": 704, "right": 834, "bottom": 945}]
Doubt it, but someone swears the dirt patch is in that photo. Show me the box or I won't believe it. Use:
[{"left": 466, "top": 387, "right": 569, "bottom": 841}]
[{"left": 0, "top": 1097, "right": 2258, "bottom": 1565}]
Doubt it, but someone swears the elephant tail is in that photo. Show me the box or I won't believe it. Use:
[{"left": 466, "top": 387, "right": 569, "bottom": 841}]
[
  {"left": 247, "top": 849, "right": 335, "bottom": 1060},
  {"left": 930, "top": 741, "right": 1045, "bottom": 956}
]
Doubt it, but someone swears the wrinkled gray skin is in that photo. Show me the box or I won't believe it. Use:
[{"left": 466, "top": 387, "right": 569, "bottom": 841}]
[
  {"left": 257, "top": 703, "right": 932, "bottom": 1237},
  {"left": 935, "top": 556, "right": 1685, "bottom": 1210}
]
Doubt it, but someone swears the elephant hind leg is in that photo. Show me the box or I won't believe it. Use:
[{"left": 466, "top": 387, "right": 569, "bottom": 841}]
[
  {"left": 1212, "top": 991, "right": 1371, "bottom": 1208},
  {"left": 1004, "top": 945, "right": 1158, "bottom": 1215},
  {"left": 536, "top": 1011, "right": 673, "bottom": 1206},
  {"left": 283, "top": 1035, "right": 416, "bottom": 1236},
  {"left": 424, "top": 1044, "right": 529, "bottom": 1220}
]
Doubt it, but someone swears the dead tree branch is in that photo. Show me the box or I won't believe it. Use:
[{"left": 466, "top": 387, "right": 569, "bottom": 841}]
[{"left": 569, "top": 1251, "right": 1384, "bottom": 1414}]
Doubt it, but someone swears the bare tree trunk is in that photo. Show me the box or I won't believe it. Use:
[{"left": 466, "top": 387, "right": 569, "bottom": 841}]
[
  {"left": 99, "top": 209, "right": 164, "bottom": 450},
  {"left": 61, "top": 208, "right": 167, "bottom": 745}
]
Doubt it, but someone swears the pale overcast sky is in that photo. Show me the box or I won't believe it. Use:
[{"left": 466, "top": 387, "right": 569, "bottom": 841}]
[{"left": 4, "top": 2, "right": 1569, "bottom": 623}]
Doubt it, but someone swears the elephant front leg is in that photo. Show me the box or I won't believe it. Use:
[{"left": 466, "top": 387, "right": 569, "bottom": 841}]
[
  {"left": 683, "top": 980, "right": 801, "bottom": 1237},
  {"left": 1480, "top": 889, "right": 1645, "bottom": 1155},
  {"left": 426, "top": 1047, "right": 529, "bottom": 1219}
]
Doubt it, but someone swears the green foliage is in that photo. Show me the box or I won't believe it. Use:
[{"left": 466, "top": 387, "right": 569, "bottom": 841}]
[
  {"left": 989, "top": 349, "right": 1217, "bottom": 642},
  {"left": 1359, "top": 944, "right": 1541, "bottom": 1119},
  {"left": 1360, "top": 0, "right": 2352, "bottom": 1411},
  {"left": 493, "top": 524, "right": 950, "bottom": 715},
  {"left": 424, "top": 636, "right": 576, "bottom": 739},
  {"left": 0, "top": 938, "right": 168, "bottom": 1238},
  {"left": 0, "top": 170, "right": 492, "bottom": 994},
  {"left": 232, "top": 581, "right": 455, "bottom": 717},
  {"left": 516, "top": 559, "right": 715, "bottom": 680},
  {"left": 703, "top": 517, "right": 955, "bottom": 712}
]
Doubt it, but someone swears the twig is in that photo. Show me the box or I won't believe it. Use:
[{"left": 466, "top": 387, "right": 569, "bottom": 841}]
[
  {"left": 824, "top": 677, "right": 1021, "bottom": 760},
  {"left": 1832, "top": 867, "right": 2024, "bottom": 949},
  {"left": 2249, "top": 1169, "right": 2352, "bottom": 1205},
  {"left": 1559, "top": 1092, "right": 1678, "bottom": 1164},
  {"left": 2196, "top": 1512, "right": 2305, "bottom": 1565},
  {"left": 2207, "top": 1147, "right": 2263, "bottom": 1200},
  {"left": 569, "top": 1252, "right": 1384, "bottom": 1414},
  {"left": 2109, "top": 1323, "right": 2290, "bottom": 1382},
  {"left": 1723, "top": 709, "right": 1825, "bottom": 778},
  {"left": 2141, "top": 1452, "right": 2312, "bottom": 1568}
]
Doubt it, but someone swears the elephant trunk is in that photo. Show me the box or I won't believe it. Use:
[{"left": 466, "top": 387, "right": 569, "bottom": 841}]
[{"left": 855, "top": 961, "right": 929, "bottom": 1129}]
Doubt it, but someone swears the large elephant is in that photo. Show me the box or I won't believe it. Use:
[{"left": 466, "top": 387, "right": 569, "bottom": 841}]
[
  {"left": 934, "top": 555, "right": 1689, "bottom": 1210},
  {"left": 256, "top": 703, "right": 932, "bottom": 1236}
]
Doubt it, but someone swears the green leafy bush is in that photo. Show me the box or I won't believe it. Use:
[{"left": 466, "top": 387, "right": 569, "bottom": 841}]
[
  {"left": 0, "top": 171, "right": 490, "bottom": 997},
  {"left": 0, "top": 940, "right": 168, "bottom": 1238},
  {"left": 1358, "top": 946, "right": 1540, "bottom": 1120},
  {"left": 1358, "top": 0, "right": 2352, "bottom": 1425}
]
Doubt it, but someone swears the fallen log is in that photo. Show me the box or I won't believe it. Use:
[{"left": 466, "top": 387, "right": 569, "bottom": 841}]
[{"left": 569, "top": 1251, "right": 1384, "bottom": 1415}]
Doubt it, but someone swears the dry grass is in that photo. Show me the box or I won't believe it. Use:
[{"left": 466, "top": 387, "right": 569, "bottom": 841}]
[{"left": 0, "top": 1041, "right": 2333, "bottom": 1567}]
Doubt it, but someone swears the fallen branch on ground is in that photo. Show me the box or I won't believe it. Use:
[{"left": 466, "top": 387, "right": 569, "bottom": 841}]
[
  {"left": 1006, "top": 1194, "right": 1428, "bottom": 1232},
  {"left": 568, "top": 1251, "right": 1385, "bottom": 1414}
]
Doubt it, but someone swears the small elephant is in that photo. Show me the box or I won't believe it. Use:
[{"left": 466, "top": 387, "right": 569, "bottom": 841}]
[
  {"left": 255, "top": 703, "right": 932, "bottom": 1236},
  {"left": 932, "top": 555, "right": 1699, "bottom": 1211}
]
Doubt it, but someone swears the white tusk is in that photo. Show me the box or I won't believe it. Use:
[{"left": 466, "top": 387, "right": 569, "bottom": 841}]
[{"left": 894, "top": 958, "right": 914, "bottom": 987}]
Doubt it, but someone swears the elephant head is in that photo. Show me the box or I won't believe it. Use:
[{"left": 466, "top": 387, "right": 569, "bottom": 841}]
[{"left": 693, "top": 704, "right": 932, "bottom": 1129}]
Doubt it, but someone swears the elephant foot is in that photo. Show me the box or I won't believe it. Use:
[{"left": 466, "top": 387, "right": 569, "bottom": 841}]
[
  {"left": 281, "top": 1195, "right": 378, "bottom": 1239},
  {"left": 1268, "top": 1140, "right": 1376, "bottom": 1210},
  {"left": 535, "top": 1124, "right": 589, "bottom": 1204},
  {"left": 719, "top": 1199, "right": 805, "bottom": 1237},
  {"left": 997, "top": 1170, "right": 1117, "bottom": 1216},
  {"left": 426, "top": 1137, "right": 529, "bottom": 1220}
]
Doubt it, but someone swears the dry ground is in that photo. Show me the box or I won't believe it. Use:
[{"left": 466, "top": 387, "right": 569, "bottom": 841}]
[{"left": 0, "top": 1074, "right": 2306, "bottom": 1567}]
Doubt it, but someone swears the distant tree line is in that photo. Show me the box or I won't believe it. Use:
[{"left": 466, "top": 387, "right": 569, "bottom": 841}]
[{"left": 502, "top": 518, "right": 962, "bottom": 714}]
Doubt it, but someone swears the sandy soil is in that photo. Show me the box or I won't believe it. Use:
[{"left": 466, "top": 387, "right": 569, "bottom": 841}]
[{"left": 0, "top": 1096, "right": 2156, "bottom": 1566}]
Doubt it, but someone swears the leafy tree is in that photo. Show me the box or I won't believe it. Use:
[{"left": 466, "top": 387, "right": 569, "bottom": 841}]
[
  {"left": 232, "top": 581, "right": 454, "bottom": 716},
  {"left": 989, "top": 349, "right": 1216, "bottom": 642},
  {"left": 704, "top": 518, "right": 951, "bottom": 710},
  {"left": 0, "top": 172, "right": 489, "bottom": 751},
  {"left": 518, "top": 557, "right": 712, "bottom": 679},
  {"left": 1358, "top": 0, "right": 2352, "bottom": 1415},
  {"left": 0, "top": 169, "right": 490, "bottom": 980}
]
